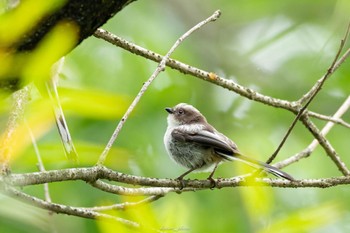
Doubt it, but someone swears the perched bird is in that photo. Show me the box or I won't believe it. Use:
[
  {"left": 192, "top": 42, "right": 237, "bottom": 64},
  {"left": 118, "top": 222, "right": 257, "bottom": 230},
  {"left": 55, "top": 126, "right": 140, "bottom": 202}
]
[{"left": 163, "top": 103, "right": 294, "bottom": 181}]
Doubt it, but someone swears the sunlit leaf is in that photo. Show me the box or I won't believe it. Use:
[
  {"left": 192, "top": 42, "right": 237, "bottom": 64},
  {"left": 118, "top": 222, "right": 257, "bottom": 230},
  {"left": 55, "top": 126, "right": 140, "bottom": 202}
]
[
  {"left": 0, "top": 0, "right": 65, "bottom": 46},
  {"left": 124, "top": 196, "right": 160, "bottom": 232},
  {"left": 236, "top": 160, "right": 273, "bottom": 232},
  {"left": 97, "top": 213, "right": 134, "bottom": 233},
  {"left": 0, "top": 0, "right": 66, "bottom": 78},
  {"left": 32, "top": 141, "right": 131, "bottom": 168},
  {"left": 21, "top": 21, "right": 79, "bottom": 92},
  {"left": 0, "top": 97, "right": 54, "bottom": 163},
  {"left": 258, "top": 202, "right": 342, "bottom": 233},
  {"left": 0, "top": 194, "right": 51, "bottom": 231},
  {"left": 97, "top": 198, "right": 161, "bottom": 232},
  {"left": 58, "top": 87, "right": 130, "bottom": 119},
  {"left": 157, "top": 197, "right": 190, "bottom": 232}
]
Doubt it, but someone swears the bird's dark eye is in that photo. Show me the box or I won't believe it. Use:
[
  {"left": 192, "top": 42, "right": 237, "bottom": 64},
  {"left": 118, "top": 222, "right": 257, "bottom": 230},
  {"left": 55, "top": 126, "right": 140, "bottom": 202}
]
[{"left": 178, "top": 109, "right": 184, "bottom": 115}]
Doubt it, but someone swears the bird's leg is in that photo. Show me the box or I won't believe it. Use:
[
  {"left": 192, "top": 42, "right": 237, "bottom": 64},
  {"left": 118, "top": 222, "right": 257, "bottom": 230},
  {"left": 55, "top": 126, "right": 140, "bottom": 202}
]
[
  {"left": 176, "top": 167, "right": 197, "bottom": 189},
  {"left": 207, "top": 163, "right": 219, "bottom": 188}
]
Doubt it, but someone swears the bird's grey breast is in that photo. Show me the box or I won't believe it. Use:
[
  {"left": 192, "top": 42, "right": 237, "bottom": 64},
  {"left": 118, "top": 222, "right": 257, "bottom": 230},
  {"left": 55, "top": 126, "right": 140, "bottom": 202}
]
[{"left": 164, "top": 124, "right": 216, "bottom": 170}]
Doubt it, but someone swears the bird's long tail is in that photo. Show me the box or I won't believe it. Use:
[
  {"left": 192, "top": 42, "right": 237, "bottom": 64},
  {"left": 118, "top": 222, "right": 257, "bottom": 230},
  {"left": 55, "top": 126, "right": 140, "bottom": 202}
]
[{"left": 225, "top": 153, "right": 294, "bottom": 181}]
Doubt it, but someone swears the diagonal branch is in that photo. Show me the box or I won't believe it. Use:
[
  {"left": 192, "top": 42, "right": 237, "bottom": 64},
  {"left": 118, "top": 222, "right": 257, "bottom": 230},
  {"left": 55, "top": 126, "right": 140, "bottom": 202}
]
[
  {"left": 266, "top": 23, "right": 350, "bottom": 164},
  {"left": 298, "top": 24, "right": 350, "bottom": 104},
  {"left": 94, "top": 29, "right": 350, "bottom": 129},
  {"left": 307, "top": 111, "right": 350, "bottom": 129},
  {"left": 3, "top": 185, "right": 141, "bottom": 229},
  {"left": 275, "top": 96, "right": 350, "bottom": 169},
  {"left": 27, "top": 122, "right": 54, "bottom": 211},
  {"left": 85, "top": 195, "right": 163, "bottom": 211},
  {"left": 94, "top": 28, "right": 297, "bottom": 112},
  {"left": 97, "top": 10, "right": 222, "bottom": 165},
  {"left": 300, "top": 115, "right": 350, "bottom": 176}
]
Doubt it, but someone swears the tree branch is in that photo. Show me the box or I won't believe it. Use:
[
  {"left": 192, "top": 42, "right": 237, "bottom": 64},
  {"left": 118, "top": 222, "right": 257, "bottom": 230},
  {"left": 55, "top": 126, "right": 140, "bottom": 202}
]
[
  {"left": 300, "top": 115, "right": 350, "bottom": 176},
  {"left": 275, "top": 96, "right": 350, "bottom": 168},
  {"left": 266, "top": 23, "right": 350, "bottom": 164},
  {"left": 4, "top": 166, "right": 350, "bottom": 190},
  {"left": 1, "top": 0, "right": 136, "bottom": 91},
  {"left": 298, "top": 23, "right": 350, "bottom": 104},
  {"left": 93, "top": 28, "right": 297, "bottom": 112},
  {"left": 93, "top": 28, "right": 350, "bottom": 129},
  {"left": 85, "top": 195, "right": 163, "bottom": 211},
  {"left": 89, "top": 180, "right": 179, "bottom": 196},
  {"left": 2, "top": 184, "right": 141, "bottom": 229},
  {"left": 307, "top": 111, "right": 350, "bottom": 129},
  {"left": 27, "top": 122, "right": 53, "bottom": 207},
  {"left": 97, "top": 10, "right": 222, "bottom": 165},
  {"left": 1, "top": 6, "right": 350, "bottom": 228}
]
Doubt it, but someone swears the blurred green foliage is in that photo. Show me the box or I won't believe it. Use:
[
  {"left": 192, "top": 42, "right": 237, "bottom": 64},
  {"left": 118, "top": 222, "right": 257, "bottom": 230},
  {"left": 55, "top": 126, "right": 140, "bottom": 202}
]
[{"left": 1, "top": 0, "right": 350, "bottom": 232}]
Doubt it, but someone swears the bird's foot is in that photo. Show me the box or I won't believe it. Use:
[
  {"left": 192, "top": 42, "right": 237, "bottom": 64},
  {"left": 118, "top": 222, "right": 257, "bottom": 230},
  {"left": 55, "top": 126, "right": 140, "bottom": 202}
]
[
  {"left": 207, "top": 176, "right": 216, "bottom": 189},
  {"left": 175, "top": 176, "right": 186, "bottom": 190}
]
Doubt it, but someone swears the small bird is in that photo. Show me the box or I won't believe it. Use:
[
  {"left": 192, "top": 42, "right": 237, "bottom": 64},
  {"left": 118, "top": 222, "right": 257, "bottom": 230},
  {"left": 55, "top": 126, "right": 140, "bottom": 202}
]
[{"left": 163, "top": 103, "right": 294, "bottom": 182}]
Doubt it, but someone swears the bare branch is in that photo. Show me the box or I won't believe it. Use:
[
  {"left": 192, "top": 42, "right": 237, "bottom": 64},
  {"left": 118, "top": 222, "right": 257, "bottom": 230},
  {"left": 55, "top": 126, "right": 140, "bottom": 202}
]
[
  {"left": 94, "top": 28, "right": 297, "bottom": 112},
  {"left": 3, "top": 185, "right": 141, "bottom": 229},
  {"left": 275, "top": 96, "right": 350, "bottom": 168},
  {"left": 307, "top": 111, "right": 350, "bottom": 129},
  {"left": 86, "top": 195, "right": 163, "bottom": 211},
  {"left": 301, "top": 115, "right": 350, "bottom": 176},
  {"left": 27, "top": 123, "right": 53, "bottom": 203},
  {"left": 266, "top": 23, "right": 350, "bottom": 164},
  {"left": 89, "top": 180, "right": 180, "bottom": 196},
  {"left": 5, "top": 166, "right": 350, "bottom": 191},
  {"left": 1, "top": 8, "right": 349, "bottom": 228},
  {"left": 28, "top": 123, "right": 57, "bottom": 232},
  {"left": 94, "top": 28, "right": 350, "bottom": 130},
  {"left": 298, "top": 23, "right": 350, "bottom": 104},
  {"left": 97, "top": 10, "right": 222, "bottom": 165}
]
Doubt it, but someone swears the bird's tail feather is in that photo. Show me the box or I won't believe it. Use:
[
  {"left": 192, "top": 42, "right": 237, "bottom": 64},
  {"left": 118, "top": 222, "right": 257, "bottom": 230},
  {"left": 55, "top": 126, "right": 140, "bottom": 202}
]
[{"left": 222, "top": 153, "right": 294, "bottom": 181}]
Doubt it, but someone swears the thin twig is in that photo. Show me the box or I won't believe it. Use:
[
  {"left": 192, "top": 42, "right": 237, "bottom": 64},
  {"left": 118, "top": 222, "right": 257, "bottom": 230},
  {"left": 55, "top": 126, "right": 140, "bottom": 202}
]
[
  {"left": 86, "top": 195, "right": 163, "bottom": 211},
  {"left": 94, "top": 28, "right": 296, "bottom": 112},
  {"left": 298, "top": 24, "right": 350, "bottom": 104},
  {"left": 97, "top": 10, "right": 222, "bottom": 165},
  {"left": 27, "top": 123, "right": 52, "bottom": 203},
  {"left": 266, "top": 23, "right": 350, "bottom": 164},
  {"left": 275, "top": 95, "right": 350, "bottom": 168},
  {"left": 27, "top": 123, "right": 57, "bottom": 232},
  {"left": 300, "top": 115, "right": 350, "bottom": 176},
  {"left": 307, "top": 111, "right": 350, "bottom": 128},
  {"left": 2, "top": 185, "right": 140, "bottom": 229},
  {"left": 94, "top": 29, "right": 350, "bottom": 128}
]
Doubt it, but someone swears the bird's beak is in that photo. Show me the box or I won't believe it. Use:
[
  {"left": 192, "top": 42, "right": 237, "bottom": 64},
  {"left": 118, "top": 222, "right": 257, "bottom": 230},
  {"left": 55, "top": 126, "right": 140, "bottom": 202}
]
[{"left": 165, "top": 107, "right": 174, "bottom": 114}]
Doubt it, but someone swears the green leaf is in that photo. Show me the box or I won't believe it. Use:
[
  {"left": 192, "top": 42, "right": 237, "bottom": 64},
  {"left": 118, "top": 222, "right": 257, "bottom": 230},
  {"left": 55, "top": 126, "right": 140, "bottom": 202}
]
[{"left": 58, "top": 87, "right": 130, "bottom": 119}]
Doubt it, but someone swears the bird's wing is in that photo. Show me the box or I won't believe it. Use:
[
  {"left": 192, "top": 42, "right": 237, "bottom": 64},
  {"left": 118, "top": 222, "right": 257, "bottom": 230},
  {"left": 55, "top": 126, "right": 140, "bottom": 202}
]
[
  {"left": 172, "top": 129, "right": 238, "bottom": 157},
  {"left": 171, "top": 128, "right": 294, "bottom": 180}
]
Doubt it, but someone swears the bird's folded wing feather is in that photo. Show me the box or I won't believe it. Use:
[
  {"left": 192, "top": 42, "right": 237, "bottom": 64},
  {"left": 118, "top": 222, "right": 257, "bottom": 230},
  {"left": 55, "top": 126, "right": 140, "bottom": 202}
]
[
  {"left": 172, "top": 129, "right": 294, "bottom": 181},
  {"left": 172, "top": 129, "right": 236, "bottom": 156}
]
